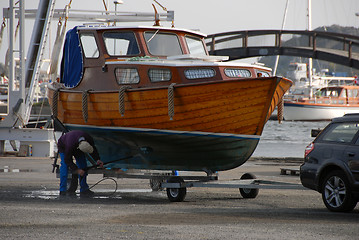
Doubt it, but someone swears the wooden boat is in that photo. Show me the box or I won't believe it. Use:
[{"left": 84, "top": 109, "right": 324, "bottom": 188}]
[
  {"left": 48, "top": 25, "right": 292, "bottom": 172},
  {"left": 284, "top": 85, "right": 359, "bottom": 121}
]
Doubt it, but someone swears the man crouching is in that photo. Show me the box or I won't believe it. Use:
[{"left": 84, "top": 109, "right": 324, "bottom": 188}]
[{"left": 58, "top": 130, "right": 103, "bottom": 197}]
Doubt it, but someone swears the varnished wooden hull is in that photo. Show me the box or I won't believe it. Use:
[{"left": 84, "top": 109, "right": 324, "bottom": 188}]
[{"left": 48, "top": 77, "right": 291, "bottom": 171}]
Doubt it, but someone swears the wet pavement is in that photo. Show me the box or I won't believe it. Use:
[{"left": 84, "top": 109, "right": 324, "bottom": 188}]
[{"left": 0, "top": 156, "right": 358, "bottom": 240}]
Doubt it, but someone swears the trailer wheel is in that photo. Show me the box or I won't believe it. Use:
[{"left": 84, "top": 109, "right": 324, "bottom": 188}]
[
  {"left": 166, "top": 177, "right": 186, "bottom": 202},
  {"left": 239, "top": 173, "right": 259, "bottom": 199},
  {"left": 150, "top": 177, "right": 164, "bottom": 191},
  {"left": 67, "top": 174, "right": 78, "bottom": 193}
]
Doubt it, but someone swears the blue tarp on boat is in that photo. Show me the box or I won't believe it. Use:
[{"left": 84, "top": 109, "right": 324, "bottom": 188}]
[{"left": 60, "top": 26, "right": 83, "bottom": 88}]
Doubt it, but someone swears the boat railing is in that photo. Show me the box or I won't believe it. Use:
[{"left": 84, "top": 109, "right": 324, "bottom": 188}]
[
  {"left": 294, "top": 96, "right": 359, "bottom": 105},
  {"left": 3, "top": 8, "right": 175, "bottom": 24}
]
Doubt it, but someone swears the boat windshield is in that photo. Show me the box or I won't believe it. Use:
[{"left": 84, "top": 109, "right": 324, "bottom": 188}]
[
  {"left": 103, "top": 31, "right": 140, "bottom": 56},
  {"left": 185, "top": 36, "right": 207, "bottom": 55},
  {"left": 144, "top": 31, "right": 182, "bottom": 56},
  {"left": 80, "top": 33, "right": 99, "bottom": 58},
  {"left": 347, "top": 89, "right": 359, "bottom": 98}
]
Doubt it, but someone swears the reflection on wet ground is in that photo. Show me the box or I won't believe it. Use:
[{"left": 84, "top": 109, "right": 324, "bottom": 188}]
[{"left": 23, "top": 189, "right": 153, "bottom": 200}]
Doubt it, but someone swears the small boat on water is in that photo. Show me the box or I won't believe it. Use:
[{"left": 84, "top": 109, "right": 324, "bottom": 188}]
[
  {"left": 284, "top": 85, "right": 359, "bottom": 121},
  {"left": 47, "top": 25, "right": 292, "bottom": 172}
]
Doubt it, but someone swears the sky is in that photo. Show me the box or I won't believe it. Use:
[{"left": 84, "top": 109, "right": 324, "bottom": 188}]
[{"left": 1, "top": 0, "right": 359, "bottom": 65}]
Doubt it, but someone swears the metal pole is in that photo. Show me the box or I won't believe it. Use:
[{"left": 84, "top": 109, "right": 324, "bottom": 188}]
[
  {"left": 114, "top": 1, "right": 118, "bottom": 26},
  {"left": 19, "top": 0, "right": 25, "bottom": 117},
  {"left": 9, "top": 0, "right": 15, "bottom": 92},
  {"left": 308, "top": 0, "right": 313, "bottom": 98}
]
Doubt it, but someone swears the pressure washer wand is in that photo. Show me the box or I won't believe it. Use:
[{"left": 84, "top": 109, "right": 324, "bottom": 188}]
[
  {"left": 85, "top": 155, "right": 134, "bottom": 171},
  {"left": 51, "top": 116, "right": 69, "bottom": 173},
  {"left": 51, "top": 151, "right": 59, "bottom": 173}
]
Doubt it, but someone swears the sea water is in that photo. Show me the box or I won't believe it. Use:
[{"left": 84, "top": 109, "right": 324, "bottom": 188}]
[{"left": 253, "top": 120, "right": 330, "bottom": 158}]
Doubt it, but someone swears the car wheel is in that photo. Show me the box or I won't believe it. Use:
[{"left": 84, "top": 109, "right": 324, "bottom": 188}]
[{"left": 321, "top": 170, "right": 357, "bottom": 212}]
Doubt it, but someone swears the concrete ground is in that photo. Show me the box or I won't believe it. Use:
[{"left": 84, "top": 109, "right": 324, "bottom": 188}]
[{"left": 0, "top": 156, "right": 358, "bottom": 240}]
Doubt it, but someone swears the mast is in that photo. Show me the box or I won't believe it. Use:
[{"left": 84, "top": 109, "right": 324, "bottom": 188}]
[
  {"left": 308, "top": 0, "right": 313, "bottom": 98},
  {"left": 273, "top": 0, "right": 289, "bottom": 76}
]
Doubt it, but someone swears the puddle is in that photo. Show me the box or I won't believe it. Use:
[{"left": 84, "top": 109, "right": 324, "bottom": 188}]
[
  {"left": 0, "top": 166, "right": 32, "bottom": 173},
  {"left": 23, "top": 189, "right": 152, "bottom": 200},
  {"left": 23, "top": 190, "right": 60, "bottom": 200}
]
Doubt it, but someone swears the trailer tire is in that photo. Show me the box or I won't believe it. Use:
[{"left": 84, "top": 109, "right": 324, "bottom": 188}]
[
  {"left": 150, "top": 177, "right": 164, "bottom": 191},
  {"left": 239, "top": 173, "right": 259, "bottom": 198},
  {"left": 166, "top": 177, "right": 186, "bottom": 202}
]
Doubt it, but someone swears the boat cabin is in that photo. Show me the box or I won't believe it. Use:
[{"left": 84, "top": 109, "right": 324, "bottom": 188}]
[
  {"left": 307, "top": 86, "right": 359, "bottom": 105},
  {"left": 60, "top": 26, "right": 272, "bottom": 91},
  {"left": 315, "top": 86, "right": 359, "bottom": 98}
]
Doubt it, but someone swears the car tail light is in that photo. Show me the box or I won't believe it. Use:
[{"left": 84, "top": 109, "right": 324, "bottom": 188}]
[{"left": 304, "top": 142, "right": 314, "bottom": 157}]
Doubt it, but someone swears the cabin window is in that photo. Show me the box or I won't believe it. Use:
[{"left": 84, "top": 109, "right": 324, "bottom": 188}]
[
  {"left": 144, "top": 31, "right": 182, "bottom": 56},
  {"left": 348, "top": 89, "right": 358, "bottom": 98},
  {"left": 115, "top": 68, "right": 140, "bottom": 84},
  {"left": 184, "top": 68, "right": 215, "bottom": 80},
  {"left": 103, "top": 32, "right": 140, "bottom": 56},
  {"left": 224, "top": 69, "right": 251, "bottom": 78},
  {"left": 185, "top": 36, "right": 207, "bottom": 55},
  {"left": 320, "top": 88, "right": 340, "bottom": 97},
  {"left": 80, "top": 34, "right": 99, "bottom": 58},
  {"left": 256, "top": 70, "right": 271, "bottom": 77},
  {"left": 148, "top": 68, "right": 172, "bottom": 82}
]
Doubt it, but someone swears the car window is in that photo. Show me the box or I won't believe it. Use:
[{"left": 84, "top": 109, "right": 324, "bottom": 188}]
[{"left": 321, "top": 122, "right": 359, "bottom": 143}]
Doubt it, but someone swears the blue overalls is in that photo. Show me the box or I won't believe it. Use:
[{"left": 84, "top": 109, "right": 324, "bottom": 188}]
[{"left": 59, "top": 152, "right": 89, "bottom": 193}]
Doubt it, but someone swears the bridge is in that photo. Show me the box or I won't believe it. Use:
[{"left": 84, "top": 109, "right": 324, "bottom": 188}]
[{"left": 205, "top": 30, "right": 359, "bottom": 70}]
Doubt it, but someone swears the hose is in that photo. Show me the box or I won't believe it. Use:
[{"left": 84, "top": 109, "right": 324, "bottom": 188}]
[{"left": 88, "top": 177, "right": 118, "bottom": 196}]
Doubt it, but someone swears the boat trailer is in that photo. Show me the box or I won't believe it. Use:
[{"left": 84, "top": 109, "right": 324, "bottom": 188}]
[{"left": 82, "top": 168, "right": 306, "bottom": 202}]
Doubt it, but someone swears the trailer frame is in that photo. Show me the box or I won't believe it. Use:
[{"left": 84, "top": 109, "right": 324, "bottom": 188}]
[{"left": 81, "top": 168, "right": 306, "bottom": 202}]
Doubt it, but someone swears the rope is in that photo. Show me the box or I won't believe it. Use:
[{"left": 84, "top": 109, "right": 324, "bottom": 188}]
[
  {"left": 119, "top": 86, "right": 131, "bottom": 117},
  {"left": 277, "top": 97, "right": 284, "bottom": 123},
  {"left": 168, "top": 83, "right": 176, "bottom": 120},
  {"left": 52, "top": 89, "right": 59, "bottom": 118},
  {"left": 82, "top": 90, "right": 89, "bottom": 123}
]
